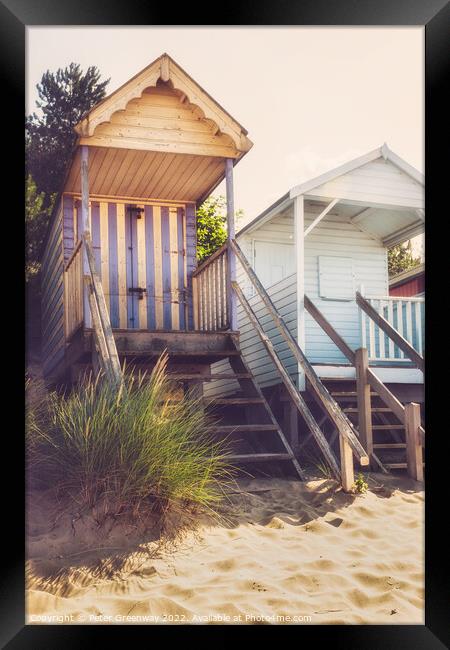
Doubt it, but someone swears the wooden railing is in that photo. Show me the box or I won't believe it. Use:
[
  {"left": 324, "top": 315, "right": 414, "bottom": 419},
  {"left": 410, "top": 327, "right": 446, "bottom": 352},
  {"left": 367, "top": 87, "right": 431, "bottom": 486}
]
[
  {"left": 358, "top": 293, "right": 424, "bottom": 366},
  {"left": 64, "top": 239, "right": 84, "bottom": 340},
  {"left": 305, "top": 295, "right": 425, "bottom": 481},
  {"left": 64, "top": 236, "right": 122, "bottom": 385},
  {"left": 83, "top": 234, "right": 122, "bottom": 385},
  {"left": 192, "top": 244, "right": 229, "bottom": 331},
  {"left": 231, "top": 239, "right": 369, "bottom": 492}
]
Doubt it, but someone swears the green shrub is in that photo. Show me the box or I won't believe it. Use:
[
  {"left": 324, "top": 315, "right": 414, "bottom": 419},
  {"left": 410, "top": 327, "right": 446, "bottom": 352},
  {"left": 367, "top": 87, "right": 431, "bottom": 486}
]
[
  {"left": 353, "top": 472, "right": 369, "bottom": 494},
  {"left": 26, "top": 353, "right": 233, "bottom": 516}
]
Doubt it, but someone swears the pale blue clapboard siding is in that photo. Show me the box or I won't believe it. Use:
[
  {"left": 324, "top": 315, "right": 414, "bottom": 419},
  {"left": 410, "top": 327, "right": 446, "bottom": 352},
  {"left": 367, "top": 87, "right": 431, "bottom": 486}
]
[
  {"left": 41, "top": 201, "right": 65, "bottom": 378},
  {"left": 205, "top": 274, "right": 298, "bottom": 397},
  {"left": 306, "top": 158, "right": 424, "bottom": 210}
]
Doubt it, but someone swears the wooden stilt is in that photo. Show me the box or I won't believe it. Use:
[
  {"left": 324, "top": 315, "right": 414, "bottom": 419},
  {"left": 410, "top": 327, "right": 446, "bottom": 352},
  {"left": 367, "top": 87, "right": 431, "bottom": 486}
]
[
  {"left": 225, "top": 158, "right": 237, "bottom": 331},
  {"left": 405, "top": 402, "right": 424, "bottom": 482},
  {"left": 355, "top": 347, "right": 373, "bottom": 458},
  {"left": 339, "top": 434, "right": 354, "bottom": 493}
]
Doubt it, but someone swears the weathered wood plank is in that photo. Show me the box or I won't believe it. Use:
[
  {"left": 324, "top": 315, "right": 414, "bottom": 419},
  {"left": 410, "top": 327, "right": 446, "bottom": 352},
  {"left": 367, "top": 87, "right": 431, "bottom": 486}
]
[
  {"left": 304, "top": 295, "right": 356, "bottom": 364},
  {"left": 226, "top": 159, "right": 237, "bottom": 331},
  {"left": 339, "top": 434, "right": 355, "bottom": 493},
  {"left": 83, "top": 233, "right": 122, "bottom": 383},
  {"left": 355, "top": 348, "right": 373, "bottom": 457},
  {"left": 405, "top": 402, "right": 424, "bottom": 482}
]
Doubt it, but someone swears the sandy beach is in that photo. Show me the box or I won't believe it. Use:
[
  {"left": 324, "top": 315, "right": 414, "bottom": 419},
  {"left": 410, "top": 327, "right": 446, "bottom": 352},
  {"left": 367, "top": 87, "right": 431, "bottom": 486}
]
[{"left": 26, "top": 474, "right": 424, "bottom": 625}]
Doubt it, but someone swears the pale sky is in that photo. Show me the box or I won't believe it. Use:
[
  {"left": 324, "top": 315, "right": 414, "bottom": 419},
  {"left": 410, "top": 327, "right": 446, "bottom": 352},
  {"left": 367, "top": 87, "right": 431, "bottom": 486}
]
[{"left": 26, "top": 26, "right": 424, "bottom": 249}]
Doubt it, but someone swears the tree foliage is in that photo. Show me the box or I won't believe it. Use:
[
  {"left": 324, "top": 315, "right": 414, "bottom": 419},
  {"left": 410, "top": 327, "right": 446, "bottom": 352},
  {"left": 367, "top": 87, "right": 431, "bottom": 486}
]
[
  {"left": 25, "top": 63, "right": 109, "bottom": 283},
  {"left": 196, "top": 195, "right": 244, "bottom": 263},
  {"left": 387, "top": 240, "right": 421, "bottom": 277},
  {"left": 25, "top": 176, "right": 56, "bottom": 281},
  {"left": 26, "top": 63, "right": 109, "bottom": 198}
]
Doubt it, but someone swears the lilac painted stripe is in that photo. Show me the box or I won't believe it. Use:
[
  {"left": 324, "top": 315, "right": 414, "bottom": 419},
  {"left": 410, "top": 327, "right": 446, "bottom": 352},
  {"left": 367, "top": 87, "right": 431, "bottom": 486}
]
[
  {"left": 161, "top": 206, "right": 172, "bottom": 329},
  {"left": 131, "top": 208, "right": 139, "bottom": 328},
  {"left": 108, "top": 203, "right": 119, "bottom": 328},
  {"left": 125, "top": 208, "right": 134, "bottom": 328},
  {"left": 77, "top": 201, "right": 83, "bottom": 241},
  {"left": 177, "top": 207, "right": 186, "bottom": 330},
  {"left": 91, "top": 203, "right": 101, "bottom": 279},
  {"left": 185, "top": 203, "right": 196, "bottom": 330},
  {"left": 145, "top": 206, "right": 156, "bottom": 330},
  {"left": 62, "top": 195, "right": 74, "bottom": 260}
]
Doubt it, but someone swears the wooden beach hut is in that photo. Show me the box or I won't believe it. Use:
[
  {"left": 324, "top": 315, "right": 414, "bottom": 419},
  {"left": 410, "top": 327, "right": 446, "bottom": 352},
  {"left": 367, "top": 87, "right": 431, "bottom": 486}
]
[
  {"left": 40, "top": 53, "right": 310, "bottom": 481},
  {"left": 205, "top": 145, "right": 425, "bottom": 482}
]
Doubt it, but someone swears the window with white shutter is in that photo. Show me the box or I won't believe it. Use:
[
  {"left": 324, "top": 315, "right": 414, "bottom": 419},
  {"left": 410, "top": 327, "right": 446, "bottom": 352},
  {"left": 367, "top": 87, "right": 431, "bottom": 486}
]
[{"left": 318, "top": 256, "right": 355, "bottom": 301}]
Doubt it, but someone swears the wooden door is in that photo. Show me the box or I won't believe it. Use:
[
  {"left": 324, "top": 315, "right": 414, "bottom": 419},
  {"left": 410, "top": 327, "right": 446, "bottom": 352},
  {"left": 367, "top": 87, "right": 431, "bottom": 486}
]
[
  {"left": 254, "top": 241, "right": 296, "bottom": 289},
  {"left": 75, "top": 200, "right": 188, "bottom": 331}
]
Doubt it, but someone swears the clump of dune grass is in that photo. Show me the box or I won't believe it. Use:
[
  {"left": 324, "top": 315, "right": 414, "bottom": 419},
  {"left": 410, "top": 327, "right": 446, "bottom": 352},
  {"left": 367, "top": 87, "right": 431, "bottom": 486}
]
[{"left": 26, "top": 353, "right": 234, "bottom": 523}]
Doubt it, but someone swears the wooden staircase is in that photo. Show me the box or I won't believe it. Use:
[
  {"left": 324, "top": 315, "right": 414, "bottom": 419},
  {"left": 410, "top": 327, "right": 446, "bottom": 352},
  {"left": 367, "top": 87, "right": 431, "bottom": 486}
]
[
  {"left": 326, "top": 381, "right": 415, "bottom": 472},
  {"left": 167, "top": 335, "right": 305, "bottom": 479}
]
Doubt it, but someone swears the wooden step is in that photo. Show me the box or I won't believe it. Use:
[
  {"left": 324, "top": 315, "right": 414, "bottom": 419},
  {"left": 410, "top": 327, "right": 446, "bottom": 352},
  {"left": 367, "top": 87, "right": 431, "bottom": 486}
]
[
  {"left": 225, "top": 452, "right": 293, "bottom": 463},
  {"left": 372, "top": 423, "right": 406, "bottom": 431},
  {"left": 373, "top": 443, "right": 407, "bottom": 449},
  {"left": 343, "top": 407, "right": 391, "bottom": 413},
  {"left": 169, "top": 373, "right": 251, "bottom": 381},
  {"left": 212, "top": 424, "right": 279, "bottom": 433},
  {"left": 385, "top": 463, "right": 408, "bottom": 469},
  {"left": 331, "top": 391, "right": 377, "bottom": 398},
  {"left": 167, "top": 397, "right": 264, "bottom": 406},
  {"left": 207, "top": 397, "right": 265, "bottom": 406}
]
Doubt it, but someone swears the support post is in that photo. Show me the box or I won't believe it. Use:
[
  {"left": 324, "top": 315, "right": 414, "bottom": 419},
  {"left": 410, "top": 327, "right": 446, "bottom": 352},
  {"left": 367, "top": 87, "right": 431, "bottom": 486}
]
[
  {"left": 81, "top": 145, "right": 91, "bottom": 325},
  {"left": 405, "top": 402, "right": 423, "bottom": 482},
  {"left": 225, "top": 158, "right": 237, "bottom": 331},
  {"left": 81, "top": 145, "right": 90, "bottom": 234},
  {"left": 355, "top": 347, "right": 373, "bottom": 458},
  {"left": 283, "top": 397, "right": 299, "bottom": 454},
  {"left": 339, "top": 434, "right": 355, "bottom": 493},
  {"left": 294, "top": 194, "right": 305, "bottom": 390}
]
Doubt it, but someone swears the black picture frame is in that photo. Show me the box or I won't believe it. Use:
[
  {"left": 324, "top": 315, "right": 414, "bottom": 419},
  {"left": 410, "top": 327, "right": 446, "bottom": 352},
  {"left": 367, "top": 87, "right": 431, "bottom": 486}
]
[{"left": 4, "top": 0, "right": 448, "bottom": 646}]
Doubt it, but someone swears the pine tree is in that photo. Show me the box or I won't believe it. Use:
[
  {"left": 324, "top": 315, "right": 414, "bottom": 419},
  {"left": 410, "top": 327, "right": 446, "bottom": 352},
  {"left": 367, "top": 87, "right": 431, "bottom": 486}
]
[{"left": 26, "top": 63, "right": 109, "bottom": 199}]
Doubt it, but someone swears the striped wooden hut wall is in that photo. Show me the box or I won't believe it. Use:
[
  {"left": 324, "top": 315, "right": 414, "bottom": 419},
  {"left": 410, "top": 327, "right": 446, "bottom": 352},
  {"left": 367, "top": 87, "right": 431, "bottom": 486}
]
[
  {"left": 41, "top": 203, "right": 65, "bottom": 377},
  {"left": 63, "top": 194, "right": 196, "bottom": 331}
]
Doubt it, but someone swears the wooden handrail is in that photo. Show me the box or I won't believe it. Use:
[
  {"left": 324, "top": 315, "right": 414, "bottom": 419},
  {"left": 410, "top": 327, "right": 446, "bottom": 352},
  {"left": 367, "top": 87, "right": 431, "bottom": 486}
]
[
  {"left": 304, "top": 295, "right": 356, "bottom": 364},
  {"left": 356, "top": 291, "right": 424, "bottom": 371},
  {"left": 231, "top": 239, "right": 369, "bottom": 466},
  {"left": 83, "top": 234, "right": 122, "bottom": 384},
  {"left": 64, "top": 238, "right": 83, "bottom": 272},
  {"left": 305, "top": 294, "right": 407, "bottom": 423}
]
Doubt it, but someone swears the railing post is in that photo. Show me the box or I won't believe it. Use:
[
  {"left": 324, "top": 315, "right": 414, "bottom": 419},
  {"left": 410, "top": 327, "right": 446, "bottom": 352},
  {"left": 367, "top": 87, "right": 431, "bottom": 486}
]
[
  {"left": 355, "top": 347, "right": 373, "bottom": 458},
  {"left": 405, "top": 402, "right": 424, "bottom": 482},
  {"left": 81, "top": 145, "right": 91, "bottom": 326},
  {"left": 294, "top": 194, "right": 306, "bottom": 391},
  {"left": 225, "top": 158, "right": 237, "bottom": 331},
  {"left": 339, "top": 434, "right": 354, "bottom": 492},
  {"left": 192, "top": 275, "right": 199, "bottom": 329}
]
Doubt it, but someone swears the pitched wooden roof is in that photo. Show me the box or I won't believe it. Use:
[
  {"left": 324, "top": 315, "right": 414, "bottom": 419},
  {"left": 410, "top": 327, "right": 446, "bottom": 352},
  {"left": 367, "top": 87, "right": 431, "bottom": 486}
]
[{"left": 74, "top": 53, "right": 253, "bottom": 158}]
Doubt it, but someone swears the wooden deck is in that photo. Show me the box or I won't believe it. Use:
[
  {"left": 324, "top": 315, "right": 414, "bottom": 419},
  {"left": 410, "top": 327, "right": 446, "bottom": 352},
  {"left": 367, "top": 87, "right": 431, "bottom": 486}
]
[{"left": 63, "top": 327, "right": 241, "bottom": 377}]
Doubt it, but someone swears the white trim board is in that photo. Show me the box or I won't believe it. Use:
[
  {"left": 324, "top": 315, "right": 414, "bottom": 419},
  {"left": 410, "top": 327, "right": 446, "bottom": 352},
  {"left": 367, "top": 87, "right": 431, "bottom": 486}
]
[
  {"left": 290, "top": 144, "right": 424, "bottom": 199},
  {"left": 312, "top": 365, "right": 423, "bottom": 384}
]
